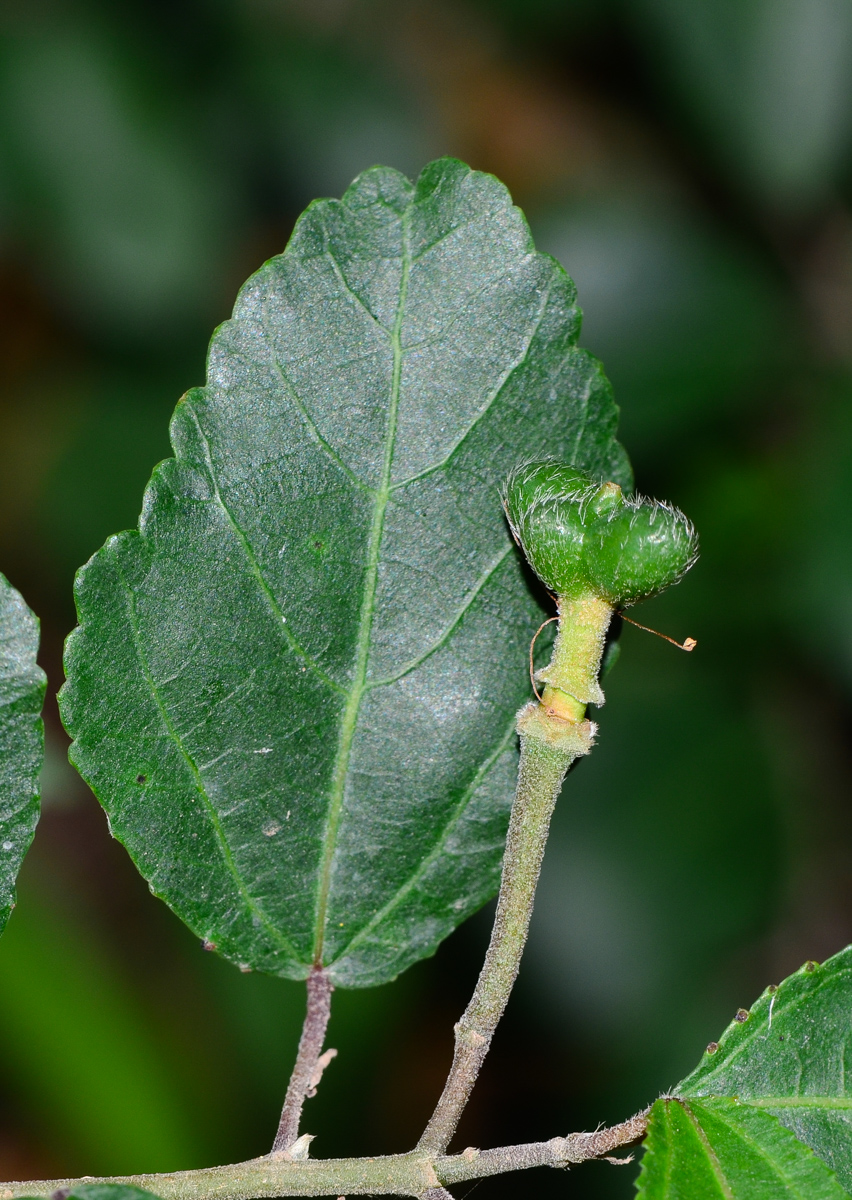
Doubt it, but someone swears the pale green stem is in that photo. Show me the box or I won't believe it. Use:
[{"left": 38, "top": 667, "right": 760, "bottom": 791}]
[
  {"left": 415, "top": 706, "right": 594, "bottom": 1156},
  {"left": 538, "top": 591, "right": 613, "bottom": 719}
]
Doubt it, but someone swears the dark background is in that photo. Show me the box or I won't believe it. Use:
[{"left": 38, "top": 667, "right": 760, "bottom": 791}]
[{"left": 2, "top": 2, "right": 852, "bottom": 1197}]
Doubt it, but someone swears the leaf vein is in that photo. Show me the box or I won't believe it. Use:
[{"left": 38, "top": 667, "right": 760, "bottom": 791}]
[
  {"left": 330, "top": 712, "right": 519, "bottom": 964},
  {"left": 311, "top": 205, "right": 413, "bottom": 963},
  {"left": 258, "top": 306, "right": 376, "bottom": 493},
  {"left": 390, "top": 277, "right": 555, "bottom": 491},
  {"left": 748, "top": 1097, "right": 852, "bottom": 1110},
  {"left": 320, "top": 225, "right": 392, "bottom": 335},
  {"left": 708, "top": 1103, "right": 833, "bottom": 1196},
  {"left": 681, "top": 1101, "right": 735, "bottom": 1200},
  {"left": 366, "top": 545, "right": 513, "bottom": 688},
  {"left": 188, "top": 409, "right": 346, "bottom": 696}
]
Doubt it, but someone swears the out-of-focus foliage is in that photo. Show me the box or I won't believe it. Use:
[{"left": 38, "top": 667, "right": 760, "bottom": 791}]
[
  {"left": 0, "top": 13, "right": 238, "bottom": 341},
  {"left": 533, "top": 195, "right": 789, "bottom": 457},
  {"left": 628, "top": 0, "right": 852, "bottom": 211},
  {"left": 2, "top": 2, "right": 852, "bottom": 1198}
]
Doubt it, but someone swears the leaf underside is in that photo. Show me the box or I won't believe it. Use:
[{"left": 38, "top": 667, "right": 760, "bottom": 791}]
[
  {"left": 61, "top": 156, "right": 630, "bottom": 986},
  {"left": 0, "top": 573, "right": 45, "bottom": 935},
  {"left": 637, "top": 946, "right": 852, "bottom": 1197}
]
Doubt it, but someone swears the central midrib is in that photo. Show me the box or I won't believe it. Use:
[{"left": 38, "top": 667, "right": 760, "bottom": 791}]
[{"left": 311, "top": 206, "right": 412, "bottom": 964}]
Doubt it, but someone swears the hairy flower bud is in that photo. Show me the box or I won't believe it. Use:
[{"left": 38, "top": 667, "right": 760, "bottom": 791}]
[{"left": 503, "top": 460, "right": 698, "bottom": 606}]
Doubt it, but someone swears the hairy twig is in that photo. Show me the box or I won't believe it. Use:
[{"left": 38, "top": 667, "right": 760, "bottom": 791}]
[
  {"left": 417, "top": 714, "right": 591, "bottom": 1154},
  {"left": 273, "top": 966, "right": 335, "bottom": 1153},
  {"left": 417, "top": 596, "right": 612, "bottom": 1155},
  {"left": 0, "top": 1110, "right": 648, "bottom": 1199}
]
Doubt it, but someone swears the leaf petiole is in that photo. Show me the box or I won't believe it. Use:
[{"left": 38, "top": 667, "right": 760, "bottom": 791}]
[{"left": 272, "top": 967, "right": 335, "bottom": 1154}]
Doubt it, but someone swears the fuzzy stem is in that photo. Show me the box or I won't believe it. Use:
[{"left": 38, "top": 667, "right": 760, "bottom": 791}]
[
  {"left": 538, "top": 591, "right": 613, "bottom": 718},
  {"left": 273, "top": 966, "right": 334, "bottom": 1153},
  {"left": 416, "top": 707, "right": 596, "bottom": 1155},
  {"left": 0, "top": 1112, "right": 648, "bottom": 1199},
  {"left": 416, "top": 594, "right": 612, "bottom": 1156}
]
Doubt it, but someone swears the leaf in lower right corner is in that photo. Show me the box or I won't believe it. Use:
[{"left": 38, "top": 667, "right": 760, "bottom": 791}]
[
  {"left": 635, "top": 1096, "right": 849, "bottom": 1199},
  {"left": 676, "top": 946, "right": 852, "bottom": 1190}
]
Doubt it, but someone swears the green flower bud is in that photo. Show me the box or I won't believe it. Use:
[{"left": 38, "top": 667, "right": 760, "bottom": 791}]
[{"left": 503, "top": 460, "right": 698, "bottom": 606}]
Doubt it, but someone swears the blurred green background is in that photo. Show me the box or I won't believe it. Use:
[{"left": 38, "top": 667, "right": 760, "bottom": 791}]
[{"left": 1, "top": 1, "right": 852, "bottom": 1196}]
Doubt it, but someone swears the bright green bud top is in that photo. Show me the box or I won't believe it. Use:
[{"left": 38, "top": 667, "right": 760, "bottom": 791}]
[{"left": 503, "top": 460, "right": 698, "bottom": 606}]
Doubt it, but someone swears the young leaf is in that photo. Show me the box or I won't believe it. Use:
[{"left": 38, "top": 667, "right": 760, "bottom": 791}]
[
  {"left": 0, "top": 573, "right": 46, "bottom": 934},
  {"left": 636, "top": 1096, "right": 848, "bottom": 1199},
  {"left": 61, "top": 157, "right": 630, "bottom": 987},
  {"left": 636, "top": 946, "right": 852, "bottom": 1197}
]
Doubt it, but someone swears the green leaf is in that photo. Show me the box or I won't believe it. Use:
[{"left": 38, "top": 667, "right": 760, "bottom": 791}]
[
  {"left": 636, "top": 1096, "right": 848, "bottom": 1199},
  {"left": 678, "top": 947, "right": 852, "bottom": 1190},
  {"left": 0, "top": 573, "right": 45, "bottom": 935},
  {"left": 636, "top": 946, "right": 852, "bottom": 1196},
  {"left": 60, "top": 157, "right": 629, "bottom": 987}
]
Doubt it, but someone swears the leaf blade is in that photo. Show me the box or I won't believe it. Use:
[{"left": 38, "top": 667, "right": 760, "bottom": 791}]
[
  {"left": 636, "top": 1097, "right": 849, "bottom": 1200},
  {"left": 678, "top": 947, "right": 852, "bottom": 1189},
  {"left": 0, "top": 573, "right": 45, "bottom": 935},
  {"left": 61, "top": 157, "right": 630, "bottom": 985}
]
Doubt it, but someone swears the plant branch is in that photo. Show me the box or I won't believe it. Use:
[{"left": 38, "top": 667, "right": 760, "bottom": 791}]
[
  {"left": 0, "top": 1111, "right": 648, "bottom": 1199},
  {"left": 417, "top": 708, "right": 597, "bottom": 1154},
  {"left": 417, "top": 595, "right": 612, "bottom": 1156},
  {"left": 273, "top": 966, "right": 334, "bottom": 1153}
]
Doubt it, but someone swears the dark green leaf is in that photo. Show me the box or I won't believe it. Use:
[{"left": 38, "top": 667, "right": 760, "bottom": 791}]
[
  {"left": 635, "top": 1096, "right": 848, "bottom": 1199},
  {"left": 0, "top": 573, "right": 45, "bottom": 935},
  {"left": 60, "top": 157, "right": 629, "bottom": 986}
]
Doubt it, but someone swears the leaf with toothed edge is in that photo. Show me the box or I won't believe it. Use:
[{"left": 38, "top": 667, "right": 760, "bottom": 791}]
[
  {"left": 60, "top": 156, "right": 631, "bottom": 987},
  {"left": 636, "top": 945, "right": 852, "bottom": 1197},
  {"left": 0, "top": 572, "right": 45, "bottom": 936}
]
